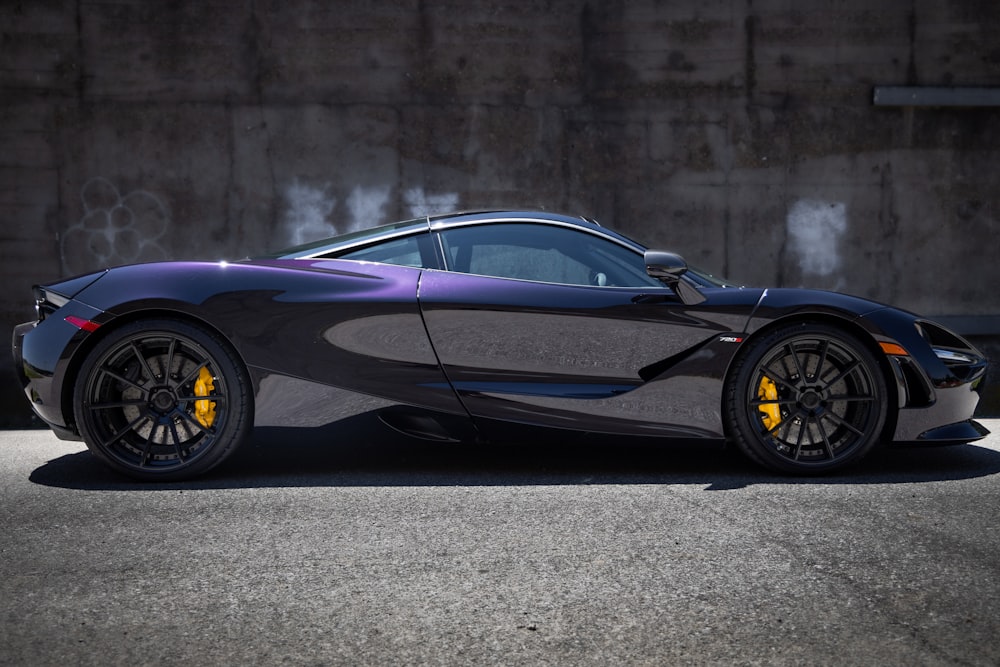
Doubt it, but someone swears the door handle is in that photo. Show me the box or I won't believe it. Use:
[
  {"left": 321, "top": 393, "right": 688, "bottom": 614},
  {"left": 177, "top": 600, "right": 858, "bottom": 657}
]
[{"left": 631, "top": 293, "right": 671, "bottom": 304}]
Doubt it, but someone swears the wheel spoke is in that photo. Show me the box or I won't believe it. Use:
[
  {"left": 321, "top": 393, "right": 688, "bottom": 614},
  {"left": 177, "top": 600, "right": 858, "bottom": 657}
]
[
  {"left": 787, "top": 341, "right": 808, "bottom": 384},
  {"left": 821, "top": 410, "right": 865, "bottom": 438},
  {"left": 88, "top": 398, "right": 148, "bottom": 410},
  {"left": 176, "top": 392, "right": 226, "bottom": 404},
  {"left": 100, "top": 412, "right": 151, "bottom": 450},
  {"left": 761, "top": 367, "right": 799, "bottom": 393},
  {"left": 129, "top": 341, "right": 158, "bottom": 385},
  {"left": 793, "top": 415, "right": 809, "bottom": 460},
  {"left": 177, "top": 360, "right": 210, "bottom": 388},
  {"left": 167, "top": 421, "right": 187, "bottom": 462},
  {"left": 98, "top": 366, "right": 148, "bottom": 394},
  {"left": 767, "top": 416, "right": 798, "bottom": 447},
  {"left": 826, "top": 394, "right": 874, "bottom": 403},
  {"left": 815, "top": 338, "right": 830, "bottom": 378},
  {"left": 815, "top": 415, "right": 835, "bottom": 459},
  {"left": 820, "top": 359, "right": 861, "bottom": 391},
  {"left": 176, "top": 408, "right": 215, "bottom": 435},
  {"left": 749, "top": 397, "right": 797, "bottom": 407},
  {"left": 164, "top": 337, "right": 178, "bottom": 387},
  {"left": 138, "top": 424, "right": 159, "bottom": 468}
]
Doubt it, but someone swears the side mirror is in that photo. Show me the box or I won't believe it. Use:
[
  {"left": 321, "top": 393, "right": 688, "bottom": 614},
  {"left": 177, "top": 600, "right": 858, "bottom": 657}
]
[
  {"left": 644, "top": 250, "right": 706, "bottom": 305},
  {"left": 644, "top": 250, "right": 688, "bottom": 280}
]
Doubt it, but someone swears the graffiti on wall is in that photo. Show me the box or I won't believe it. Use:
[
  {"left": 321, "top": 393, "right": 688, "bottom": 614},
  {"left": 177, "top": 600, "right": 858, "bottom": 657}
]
[
  {"left": 346, "top": 184, "right": 391, "bottom": 232},
  {"left": 61, "top": 178, "right": 170, "bottom": 275},
  {"left": 403, "top": 187, "right": 459, "bottom": 218},
  {"left": 282, "top": 181, "right": 459, "bottom": 245},
  {"left": 786, "top": 199, "right": 847, "bottom": 290},
  {"left": 282, "top": 179, "right": 339, "bottom": 246},
  {"left": 62, "top": 178, "right": 459, "bottom": 270}
]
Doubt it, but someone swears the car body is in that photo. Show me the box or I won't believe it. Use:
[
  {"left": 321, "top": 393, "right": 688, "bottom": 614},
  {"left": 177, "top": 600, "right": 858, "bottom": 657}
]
[{"left": 12, "top": 210, "right": 990, "bottom": 480}]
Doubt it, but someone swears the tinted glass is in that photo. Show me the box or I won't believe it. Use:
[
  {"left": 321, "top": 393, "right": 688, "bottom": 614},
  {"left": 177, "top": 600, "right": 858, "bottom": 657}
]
[
  {"left": 337, "top": 235, "right": 427, "bottom": 267},
  {"left": 439, "top": 223, "right": 662, "bottom": 287}
]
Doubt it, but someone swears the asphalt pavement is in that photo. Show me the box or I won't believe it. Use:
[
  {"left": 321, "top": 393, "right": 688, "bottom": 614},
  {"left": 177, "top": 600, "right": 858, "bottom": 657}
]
[{"left": 2, "top": 420, "right": 999, "bottom": 666}]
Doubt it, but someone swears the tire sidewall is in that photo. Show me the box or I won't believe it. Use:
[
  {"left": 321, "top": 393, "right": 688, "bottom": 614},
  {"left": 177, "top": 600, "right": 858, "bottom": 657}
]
[
  {"left": 73, "top": 318, "right": 252, "bottom": 481},
  {"left": 725, "top": 322, "right": 888, "bottom": 474}
]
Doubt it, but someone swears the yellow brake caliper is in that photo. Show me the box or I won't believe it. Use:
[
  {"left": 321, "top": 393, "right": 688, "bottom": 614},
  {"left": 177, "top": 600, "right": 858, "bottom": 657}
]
[
  {"left": 194, "top": 366, "right": 217, "bottom": 428},
  {"left": 757, "top": 376, "right": 782, "bottom": 430}
]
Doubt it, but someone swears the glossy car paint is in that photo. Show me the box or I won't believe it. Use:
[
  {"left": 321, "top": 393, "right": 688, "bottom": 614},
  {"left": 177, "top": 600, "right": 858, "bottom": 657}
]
[
  {"left": 12, "top": 210, "right": 988, "bottom": 458},
  {"left": 15, "top": 260, "right": 460, "bottom": 436},
  {"left": 419, "top": 270, "right": 759, "bottom": 437},
  {"left": 746, "top": 289, "right": 988, "bottom": 443}
]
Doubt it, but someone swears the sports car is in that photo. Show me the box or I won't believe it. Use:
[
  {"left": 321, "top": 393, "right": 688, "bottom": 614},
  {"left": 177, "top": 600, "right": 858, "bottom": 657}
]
[{"left": 12, "top": 210, "right": 989, "bottom": 480}]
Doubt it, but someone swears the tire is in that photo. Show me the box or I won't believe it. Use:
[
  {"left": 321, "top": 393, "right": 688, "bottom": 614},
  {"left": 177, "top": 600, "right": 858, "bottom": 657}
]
[
  {"left": 73, "top": 318, "right": 253, "bottom": 481},
  {"left": 724, "top": 322, "right": 887, "bottom": 474}
]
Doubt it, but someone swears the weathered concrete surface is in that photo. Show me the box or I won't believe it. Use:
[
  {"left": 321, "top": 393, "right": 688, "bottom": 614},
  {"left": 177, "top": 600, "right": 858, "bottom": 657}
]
[{"left": 3, "top": 1, "right": 1000, "bottom": 423}]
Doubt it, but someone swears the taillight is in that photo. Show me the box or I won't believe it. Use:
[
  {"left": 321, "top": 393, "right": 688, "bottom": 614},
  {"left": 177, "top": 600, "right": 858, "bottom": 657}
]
[{"left": 64, "top": 315, "right": 101, "bottom": 333}]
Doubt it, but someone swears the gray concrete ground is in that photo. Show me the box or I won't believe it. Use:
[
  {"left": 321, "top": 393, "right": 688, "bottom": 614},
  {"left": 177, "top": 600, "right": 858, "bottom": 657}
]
[{"left": 1, "top": 422, "right": 999, "bottom": 666}]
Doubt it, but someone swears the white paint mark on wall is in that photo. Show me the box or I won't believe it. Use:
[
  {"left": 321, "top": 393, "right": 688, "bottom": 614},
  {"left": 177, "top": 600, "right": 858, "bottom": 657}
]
[
  {"left": 404, "top": 187, "right": 459, "bottom": 217},
  {"left": 786, "top": 199, "right": 847, "bottom": 287},
  {"left": 284, "top": 179, "right": 337, "bottom": 245},
  {"left": 281, "top": 182, "right": 461, "bottom": 245},
  {"left": 61, "top": 177, "right": 169, "bottom": 275},
  {"left": 345, "top": 185, "right": 391, "bottom": 232}
]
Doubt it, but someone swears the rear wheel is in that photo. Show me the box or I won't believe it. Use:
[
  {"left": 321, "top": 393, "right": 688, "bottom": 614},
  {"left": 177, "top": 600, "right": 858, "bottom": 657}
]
[
  {"left": 73, "top": 318, "right": 252, "bottom": 481},
  {"left": 725, "top": 323, "right": 887, "bottom": 474}
]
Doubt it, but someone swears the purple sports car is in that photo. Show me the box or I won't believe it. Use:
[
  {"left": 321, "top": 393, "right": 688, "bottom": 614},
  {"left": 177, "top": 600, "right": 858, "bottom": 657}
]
[{"left": 12, "top": 210, "right": 989, "bottom": 480}]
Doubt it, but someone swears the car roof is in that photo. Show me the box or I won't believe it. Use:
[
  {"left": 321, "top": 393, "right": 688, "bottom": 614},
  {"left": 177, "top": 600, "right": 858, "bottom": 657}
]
[
  {"left": 427, "top": 209, "right": 599, "bottom": 228},
  {"left": 266, "top": 209, "right": 640, "bottom": 260}
]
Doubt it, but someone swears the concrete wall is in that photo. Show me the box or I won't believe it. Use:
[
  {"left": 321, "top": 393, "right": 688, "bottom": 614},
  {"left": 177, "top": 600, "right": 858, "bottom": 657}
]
[{"left": 3, "top": 0, "right": 1000, "bottom": 424}]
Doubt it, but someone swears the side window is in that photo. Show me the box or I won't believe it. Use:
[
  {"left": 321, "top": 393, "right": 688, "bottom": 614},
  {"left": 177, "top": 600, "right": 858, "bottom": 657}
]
[
  {"left": 328, "top": 233, "right": 438, "bottom": 268},
  {"left": 438, "top": 223, "right": 662, "bottom": 287}
]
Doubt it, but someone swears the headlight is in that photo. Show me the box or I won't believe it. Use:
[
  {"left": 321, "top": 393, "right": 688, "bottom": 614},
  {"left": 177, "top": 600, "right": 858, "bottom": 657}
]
[
  {"left": 933, "top": 348, "right": 975, "bottom": 365},
  {"left": 917, "top": 321, "right": 987, "bottom": 383}
]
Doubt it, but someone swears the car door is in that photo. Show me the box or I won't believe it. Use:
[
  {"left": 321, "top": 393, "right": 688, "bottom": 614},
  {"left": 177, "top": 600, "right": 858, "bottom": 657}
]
[
  {"left": 225, "top": 259, "right": 465, "bottom": 427},
  {"left": 417, "top": 222, "right": 750, "bottom": 438}
]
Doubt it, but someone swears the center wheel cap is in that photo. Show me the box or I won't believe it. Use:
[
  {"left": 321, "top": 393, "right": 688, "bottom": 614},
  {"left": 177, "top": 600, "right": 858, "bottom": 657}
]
[
  {"left": 800, "top": 391, "right": 822, "bottom": 410},
  {"left": 151, "top": 389, "right": 176, "bottom": 413}
]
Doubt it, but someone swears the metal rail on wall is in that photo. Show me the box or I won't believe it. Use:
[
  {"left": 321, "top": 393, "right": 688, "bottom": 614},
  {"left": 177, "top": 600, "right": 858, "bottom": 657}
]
[{"left": 873, "top": 86, "right": 1000, "bottom": 107}]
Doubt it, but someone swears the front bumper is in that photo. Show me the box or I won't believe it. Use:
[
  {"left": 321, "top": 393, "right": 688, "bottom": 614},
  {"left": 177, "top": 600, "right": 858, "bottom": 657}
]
[
  {"left": 894, "top": 419, "right": 991, "bottom": 445},
  {"left": 883, "top": 325, "right": 989, "bottom": 444}
]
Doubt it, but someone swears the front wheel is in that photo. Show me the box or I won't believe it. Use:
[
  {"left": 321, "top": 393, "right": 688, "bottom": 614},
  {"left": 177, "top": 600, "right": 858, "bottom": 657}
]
[
  {"left": 724, "top": 323, "right": 887, "bottom": 474},
  {"left": 73, "top": 318, "right": 253, "bottom": 481}
]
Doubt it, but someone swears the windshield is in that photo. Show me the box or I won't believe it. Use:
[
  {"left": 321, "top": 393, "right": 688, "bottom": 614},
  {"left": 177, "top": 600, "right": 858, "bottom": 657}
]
[
  {"left": 686, "top": 265, "right": 738, "bottom": 288},
  {"left": 604, "top": 226, "right": 738, "bottom": 288}
]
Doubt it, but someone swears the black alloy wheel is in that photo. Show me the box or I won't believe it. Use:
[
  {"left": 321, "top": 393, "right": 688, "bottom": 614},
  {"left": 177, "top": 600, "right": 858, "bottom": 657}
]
[
  {"left": 73, "top": 318, "right": 252, "bottom": 481},
  {"left": 725, "top": 322, "right": 887, "bottom": 474}
]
